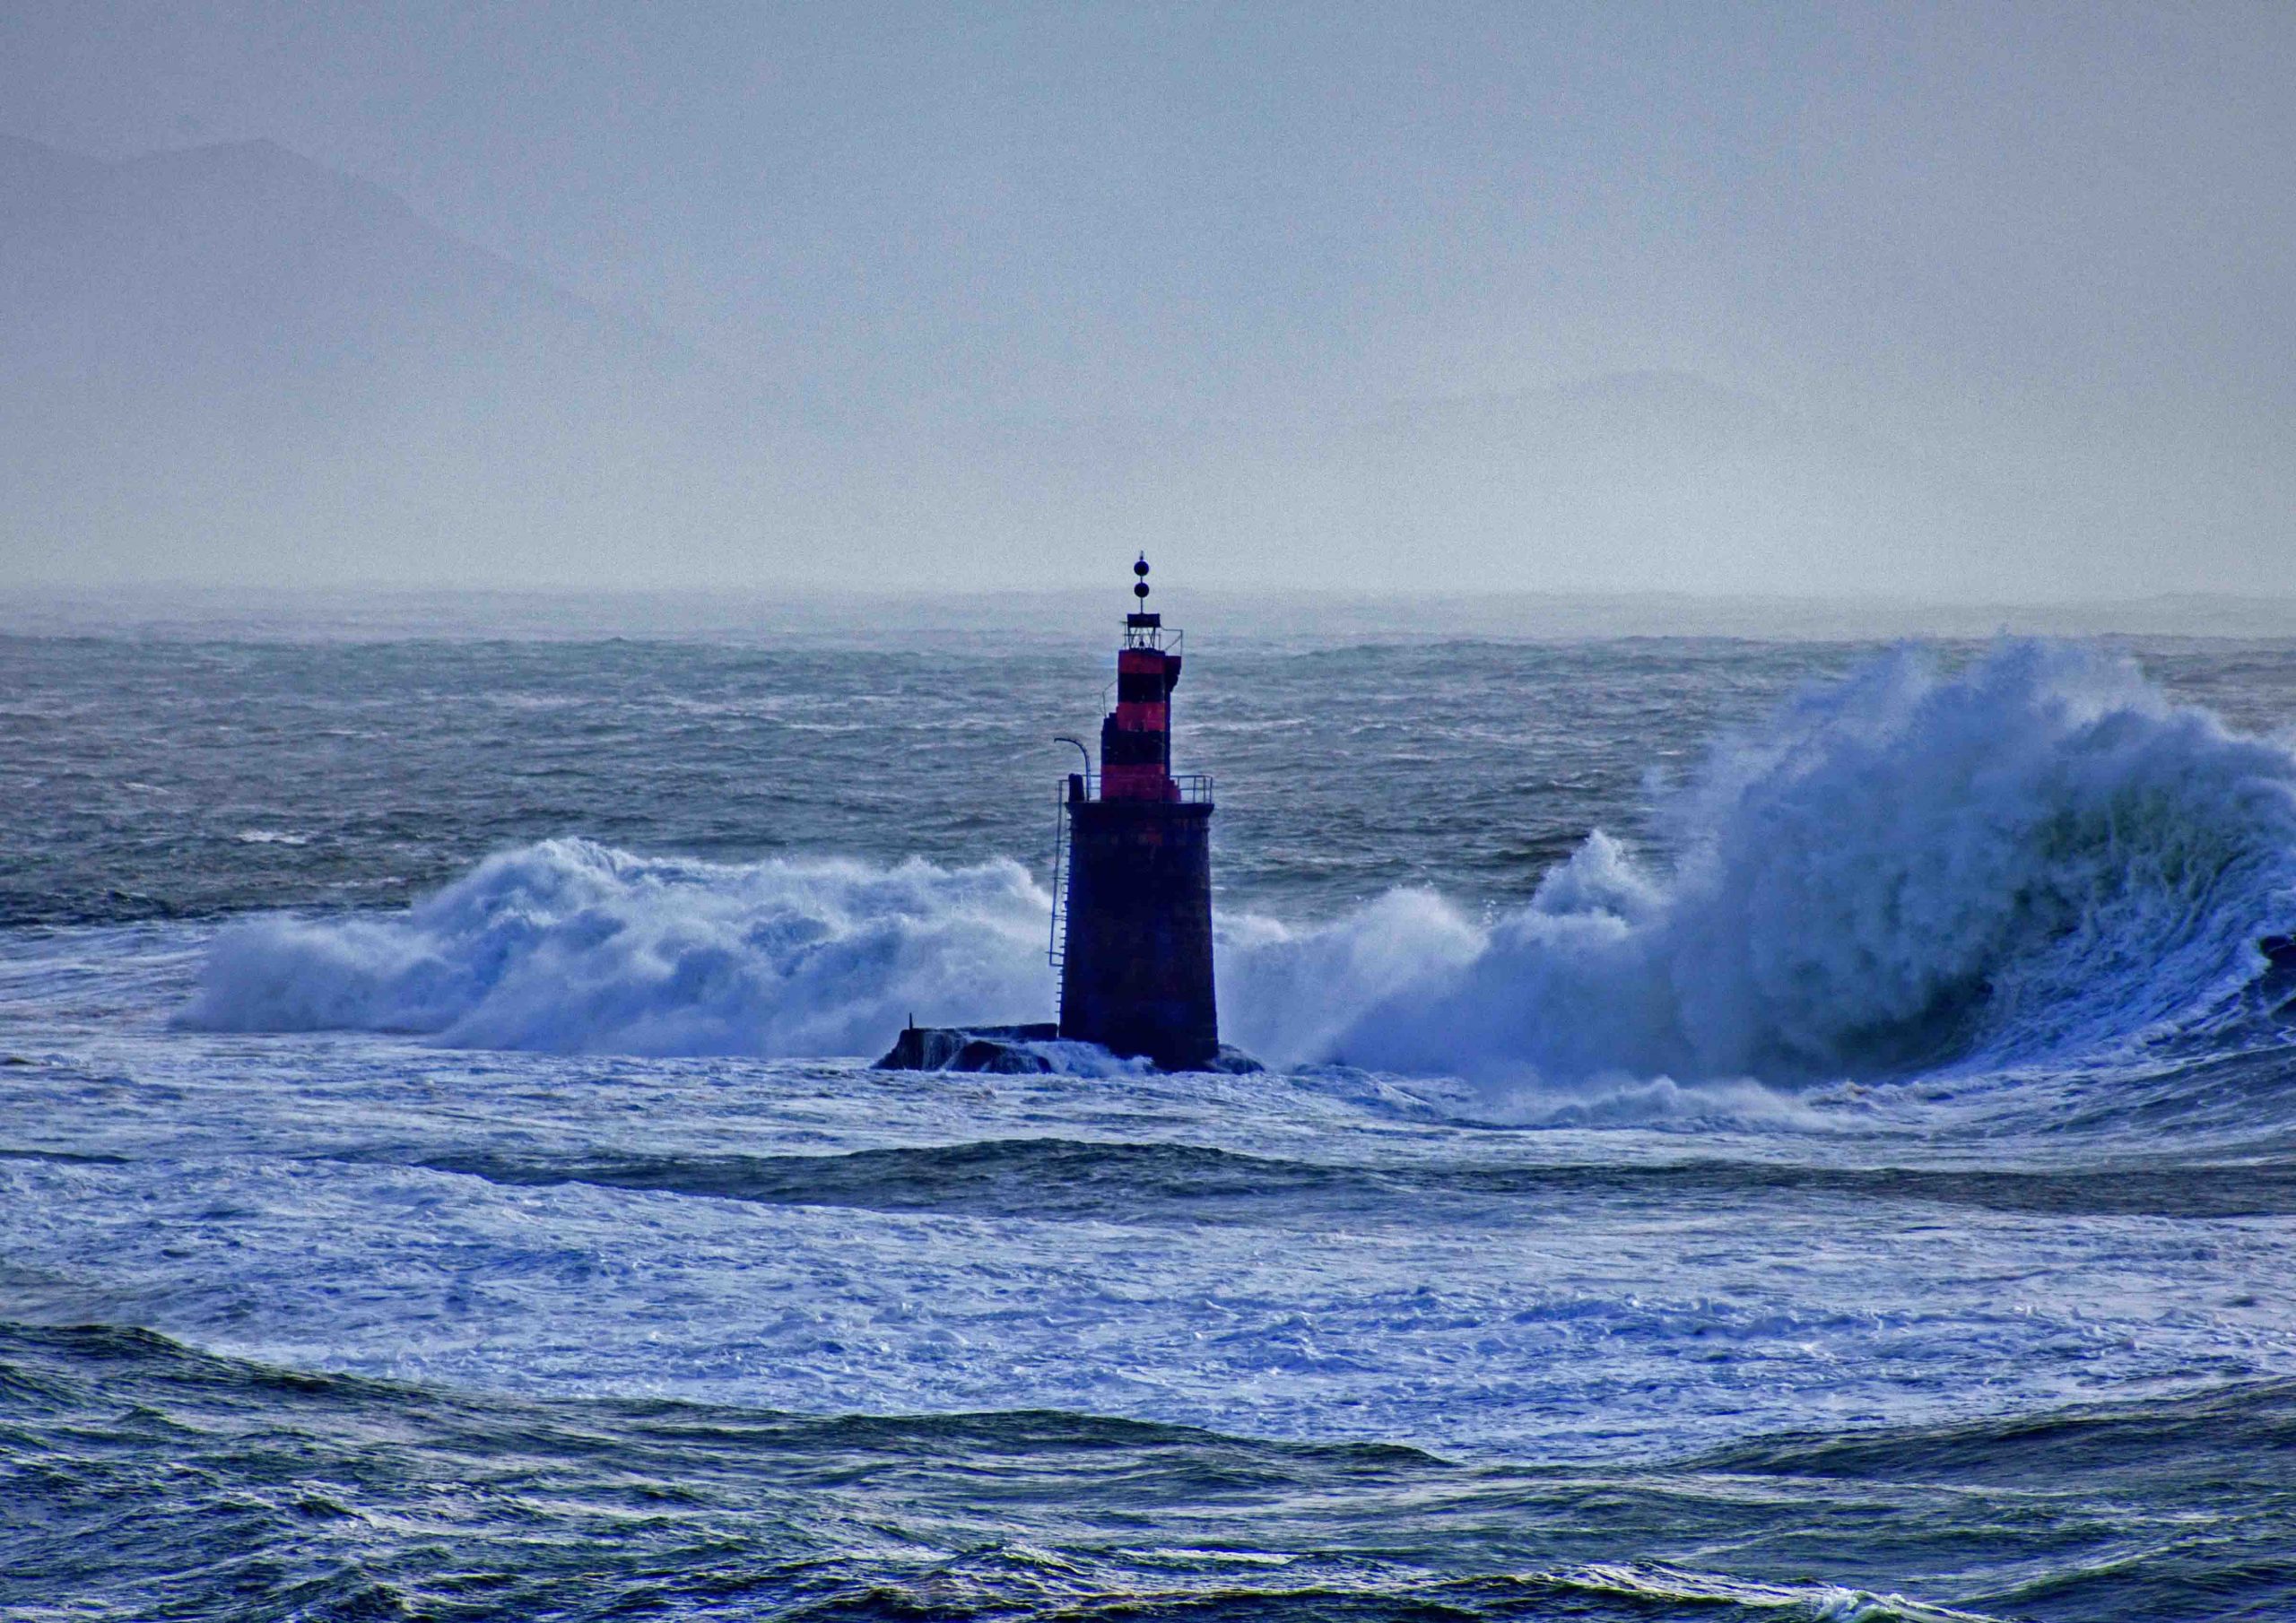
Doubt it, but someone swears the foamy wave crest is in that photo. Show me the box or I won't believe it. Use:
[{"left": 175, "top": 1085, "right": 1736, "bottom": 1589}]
[
  {"left": 181, "top": 645, "right": 2296, "bottom": 1082},
  {"left": 179, "top": 841, "right": 1052, "bottom": 1055},
  {"left": 1223, "top": 642, "right": 2296, "bottom": 1082}
]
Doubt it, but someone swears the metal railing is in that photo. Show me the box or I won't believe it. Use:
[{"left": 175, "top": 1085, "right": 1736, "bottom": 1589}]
[
  {"left": 1121, "top": 624, "right": 1184, "bottom": 655},
  {"left": 1056, "top": 770, "right": 1213, "bottom": 803}
]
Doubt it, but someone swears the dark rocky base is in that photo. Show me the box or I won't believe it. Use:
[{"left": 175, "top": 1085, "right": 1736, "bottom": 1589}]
[
  {"left": 874, "top": 1024, "right": 1058, "bottom": 1073},
  {"left": 874, "top": 1024, "right": 1263, "bottom": 1075},
  {"left": 1192, "top": 1045, "right": 1266, "bottom": 1074}
]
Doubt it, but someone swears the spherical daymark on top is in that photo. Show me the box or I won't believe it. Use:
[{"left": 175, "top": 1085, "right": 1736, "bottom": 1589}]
[{"left": 1134, "top": 551, "right": 1151, "bottom": 601}]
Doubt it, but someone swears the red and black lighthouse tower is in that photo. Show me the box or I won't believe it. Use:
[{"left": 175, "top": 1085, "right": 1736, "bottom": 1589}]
[{"left": 1054, "top": 556, "right": 1221, "bottom": 1069}]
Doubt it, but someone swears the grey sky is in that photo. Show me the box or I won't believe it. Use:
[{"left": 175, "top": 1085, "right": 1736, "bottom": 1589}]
[{"left": 1, "top": 2, "right": 2290, "bottom": 597}]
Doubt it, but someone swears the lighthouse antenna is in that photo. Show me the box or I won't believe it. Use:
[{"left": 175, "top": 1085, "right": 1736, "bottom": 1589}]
[{"left": 1125, "top": 552, "right": 1162, "bottom": 647}]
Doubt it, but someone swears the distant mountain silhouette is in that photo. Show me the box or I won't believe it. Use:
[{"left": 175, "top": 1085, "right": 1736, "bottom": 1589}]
[
  {"left": 1300, "top": 371, "right": 2003, "bottom": 595},
  {"left": 0, "top": 135, "right": 776, "bottom": 582},
  {"left": 0, "top": 134, "right": 2011, "bottom": 594}
]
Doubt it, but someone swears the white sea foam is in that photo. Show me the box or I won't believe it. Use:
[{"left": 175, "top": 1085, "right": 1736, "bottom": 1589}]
[
  {"left": 1230, "top": 643, "right": 2296, "bottom": 1083},
  {"left": 182, "top": 643, "right": 2296, "bottom": 1085},
  {"left": 180, "top": 844, "right": 1052, "bottom": 1056}
]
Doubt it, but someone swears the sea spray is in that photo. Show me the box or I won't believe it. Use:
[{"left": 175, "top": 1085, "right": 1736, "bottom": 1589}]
[
  {"left": 182, "top": 644, "right": 2296, "bottom": 1083},
  {"left": 1234, "top": 642, "right": 2296, "bottom": 1083},
  {"left": 181, "top": 842, "right": 1052, "bottom": 1055}
]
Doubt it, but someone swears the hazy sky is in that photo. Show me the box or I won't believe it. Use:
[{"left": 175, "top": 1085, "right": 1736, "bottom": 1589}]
[{"left": 2, "top": 2, "right": 2291, "bottom": 597}]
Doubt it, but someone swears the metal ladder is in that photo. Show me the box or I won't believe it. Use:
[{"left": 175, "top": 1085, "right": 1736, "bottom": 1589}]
[{"left": 1047, "top": 789, "right": 1071, "bottom": 972}]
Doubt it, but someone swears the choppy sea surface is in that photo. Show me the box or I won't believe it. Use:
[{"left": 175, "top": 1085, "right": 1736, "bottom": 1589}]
[{"left": 6, "top": 602, "right": 2296, "bottom": 1620}]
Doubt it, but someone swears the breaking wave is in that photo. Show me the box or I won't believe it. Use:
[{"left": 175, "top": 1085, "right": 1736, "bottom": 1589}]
[
  {"left": 180, "top": 847, "right": 1052, "bottom": 1056},
  {"left": 183, "top": 643, "right": 2296, "bottom": 1084},
  {"left": 1229, "top": 642, "right": 2296, "bottom": 1083}
]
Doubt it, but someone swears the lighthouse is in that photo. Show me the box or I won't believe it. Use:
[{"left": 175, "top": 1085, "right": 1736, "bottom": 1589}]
[
  {"left": 876, "top": 556, "right": 1252, "bottom": 1074},
  {"left": 1051, "top": 555, "right": 1221, "bottom": 1069}
]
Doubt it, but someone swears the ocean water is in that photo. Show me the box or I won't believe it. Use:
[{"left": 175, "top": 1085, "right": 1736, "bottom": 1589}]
[{"left": 6, "top": 607, "right": 2296, "bottom": 1620}]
